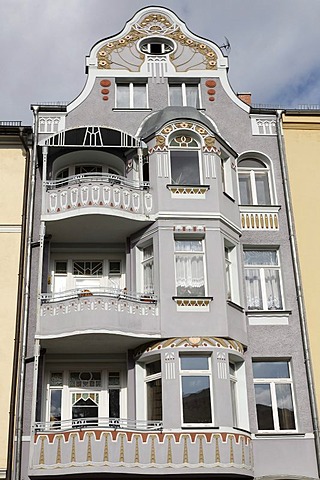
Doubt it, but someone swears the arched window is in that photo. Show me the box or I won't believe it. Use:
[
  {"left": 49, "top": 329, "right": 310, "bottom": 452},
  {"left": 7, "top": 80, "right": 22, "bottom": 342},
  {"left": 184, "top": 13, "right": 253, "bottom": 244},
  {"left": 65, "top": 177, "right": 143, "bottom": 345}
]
[
  {"left": 169, "top": 134, "right": 201, "bottom": 185},
  {"left": 237, "top": 158, "right": 272, "bottom": 205}
]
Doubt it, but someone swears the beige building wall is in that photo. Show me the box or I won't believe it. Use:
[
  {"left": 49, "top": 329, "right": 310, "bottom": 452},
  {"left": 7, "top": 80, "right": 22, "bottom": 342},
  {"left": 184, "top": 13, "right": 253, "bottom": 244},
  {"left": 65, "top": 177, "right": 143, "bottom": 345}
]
[
  {"left": 283, "top": 113, "right": 320, "bottom": 411},
  {"left": 0, "top": 145, "right": 26, "bottom": 478}
]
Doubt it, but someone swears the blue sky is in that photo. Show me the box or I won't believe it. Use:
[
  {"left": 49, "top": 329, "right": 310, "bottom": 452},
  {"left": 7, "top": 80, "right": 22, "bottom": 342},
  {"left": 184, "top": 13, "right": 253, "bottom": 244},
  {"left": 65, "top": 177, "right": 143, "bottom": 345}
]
[{"left": 1, "top": 0, "right": 320, "bottom": 123}]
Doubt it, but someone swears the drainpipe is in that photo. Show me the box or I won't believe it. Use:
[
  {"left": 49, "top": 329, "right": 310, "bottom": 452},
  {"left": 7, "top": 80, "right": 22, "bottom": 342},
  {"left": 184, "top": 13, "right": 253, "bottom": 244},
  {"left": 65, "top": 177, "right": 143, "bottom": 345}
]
[
  {"left": 13, "top": 107, "right": 39, "bottom": 480},
  {"left": 6, "top": 127, "right": 31, "bottom": 480},
  {"left": 276, "top": 110, "right": 320, "bottom": 476}
]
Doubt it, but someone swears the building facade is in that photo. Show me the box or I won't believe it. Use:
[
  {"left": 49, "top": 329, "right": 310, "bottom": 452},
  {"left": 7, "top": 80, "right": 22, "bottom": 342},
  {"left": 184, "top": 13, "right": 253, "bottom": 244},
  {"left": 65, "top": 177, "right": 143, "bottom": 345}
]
[
  {"left": 0, "top": 123, "right": 31, "bottom": 479},
  {"left": 282, "top": 111, "right": 320, "bottom": 417},
  {"left": 17, "top": 8, "right": 319, "bottom": 480}
]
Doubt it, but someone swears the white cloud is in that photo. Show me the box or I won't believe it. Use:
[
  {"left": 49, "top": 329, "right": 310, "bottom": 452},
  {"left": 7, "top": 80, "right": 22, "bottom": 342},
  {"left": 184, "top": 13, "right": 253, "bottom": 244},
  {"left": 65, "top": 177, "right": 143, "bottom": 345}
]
[{"left": 1, "top": 0, "right": 320, "bottom": 122}]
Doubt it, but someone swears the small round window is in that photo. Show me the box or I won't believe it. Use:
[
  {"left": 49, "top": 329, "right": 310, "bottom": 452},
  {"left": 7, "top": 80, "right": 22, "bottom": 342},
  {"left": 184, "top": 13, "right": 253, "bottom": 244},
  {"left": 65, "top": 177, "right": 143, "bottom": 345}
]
[{"left": 139, "top": 37, "right": 175, "bottom": 55}]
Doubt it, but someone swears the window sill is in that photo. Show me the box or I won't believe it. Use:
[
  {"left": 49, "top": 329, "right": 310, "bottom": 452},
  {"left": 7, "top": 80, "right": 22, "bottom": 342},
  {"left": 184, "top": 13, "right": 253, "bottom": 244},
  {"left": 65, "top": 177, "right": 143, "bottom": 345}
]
[
  {"left": 173, "top": 296, "right": 213, "bottom": 311},
  {"left": 167, "top": 184, "right": 210, "bottom": 197},
  {"left": 227, "top": 300, "right": 244, "bottom": 312},
  {"left": 254, "top": 431, "right": 301, "bottom": 438},
  {"left": 247, "top": 310, "right": 292, "bottom": 326},
  {"left": 112, "top": 108, "right": 152, "bottom": 112}
]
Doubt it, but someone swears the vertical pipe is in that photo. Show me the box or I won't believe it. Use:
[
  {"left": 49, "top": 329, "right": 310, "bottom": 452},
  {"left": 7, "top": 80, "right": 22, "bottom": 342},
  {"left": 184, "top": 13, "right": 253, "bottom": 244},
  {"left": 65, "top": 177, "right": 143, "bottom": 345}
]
[
  {"left": 276, "top": 110, "right": 320, "bottom": 476},
  {"left": 14, "top": 107, "right": 39, "bottom": 480},
  {"left": 6, "top": 128, "right": 31, "bottom": 480}
]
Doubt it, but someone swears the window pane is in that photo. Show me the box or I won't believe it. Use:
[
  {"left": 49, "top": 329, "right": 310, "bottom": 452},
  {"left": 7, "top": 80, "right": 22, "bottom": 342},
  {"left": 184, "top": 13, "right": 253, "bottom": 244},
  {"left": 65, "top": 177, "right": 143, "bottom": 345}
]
[
  {"left": 147, "top": 378, "right": 162, "bottom": 421},
  {"left": 182, "top": 376, "right": 212, "bottom": 423},
  {"left": 255, "top": 172, "right": 271, "bottom": 204},
  {"left": 238, "top": 159, "right": 266, "bottom": 168},
  {"left": 109, "top": 389, "right": 120, "bottom": 418},
  {"left": 276, "top": 384, "right": 295, "bottom": 429},
  {"left": 55, "top": 261, "right": 67, "bottom": 274},
  {"left": 176, "top": 253, "right": 205, "bottom": 296},
  {"left": 253, "top": 361, "right": 290, "bottom": 379},
  {"left": 245, "top": 268, "right": 263, "bottom": 310},
  {"left": 175, "top": 240, "right": 202, "bottom": 252},
  {"left": 133, "top": 84, "right": 147, "bottom": 108},
  {"left": 50, "top": 390, "right": 62, "bottom": 422},
  {"left": 254, "top": 384, "right": 274, "bottom": 430},
  {"left": 244, "top": 250, "right": 278, "bottom": 266},
  {"left": 239, "top": 174, "right": 252, "bottom": 204},
  {"left": 186, "top": 85, "right": 199, "bottom": 108},
  {"left": 181, "top": 355, "right": 209, "bottom": 370},
  {"left": 265, "top": 268, "right": 282, "bottom": 310},
  {"left": 50, "top": 372, "right": 63, "bottom": 386},
  {"left": 171, "top": 150, "right": 200, "bottom": 185},
  {"left": 230, "top": 380, "right": 238, "bottom": 427},
  {"left": 117, "top": 84, "right": 130, "bottom": 108},
  {"left": 146, "top": 360, "right": 161, "bottom": 376},
  {"left": 170, "top": 85, "right": 183, "bottom": 106}
]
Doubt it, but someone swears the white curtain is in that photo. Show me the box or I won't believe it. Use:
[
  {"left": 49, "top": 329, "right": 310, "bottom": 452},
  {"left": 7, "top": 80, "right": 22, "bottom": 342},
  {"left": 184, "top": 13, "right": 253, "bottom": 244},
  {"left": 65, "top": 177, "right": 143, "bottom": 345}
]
[
  {"left": 175, "top": 254, "right": 205, "bottom": 296},
  {"left": 245, "top": 268, "right": 263, "bottom": 309}
]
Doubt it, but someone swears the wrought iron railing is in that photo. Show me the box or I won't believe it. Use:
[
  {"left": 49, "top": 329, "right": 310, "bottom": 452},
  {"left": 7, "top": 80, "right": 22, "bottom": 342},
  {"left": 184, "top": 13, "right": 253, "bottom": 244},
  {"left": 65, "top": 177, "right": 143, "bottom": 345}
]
[
  {"left": 45, "top": 172, "right": 149, "bottom": 190},
  {"left": 40, "top": 287, "right": 157, "bottom": 303},
  {"left": 33, "top": 417, "right": 163, "bottom": 432}
]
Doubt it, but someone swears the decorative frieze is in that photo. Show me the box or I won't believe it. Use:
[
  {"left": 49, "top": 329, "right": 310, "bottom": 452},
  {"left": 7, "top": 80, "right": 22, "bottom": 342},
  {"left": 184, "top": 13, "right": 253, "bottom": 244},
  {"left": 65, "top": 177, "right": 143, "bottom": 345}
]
[
  {"left": 31, "top": 429, "right": 253, "bottom": 474},
  {"left": 44, "top": 183, "right": 153, "bottom": 217},
  {"left": 240, "top": 209, "right": 279, "bottom": 230}
]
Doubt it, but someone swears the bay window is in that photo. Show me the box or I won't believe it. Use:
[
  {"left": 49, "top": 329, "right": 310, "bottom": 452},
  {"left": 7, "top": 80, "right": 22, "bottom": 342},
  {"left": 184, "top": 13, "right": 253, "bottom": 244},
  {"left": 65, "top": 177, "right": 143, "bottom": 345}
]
[
  {"left": 253, "top": 361, "right": 296, "bottom": 431},
  {"left": 238, "top": 158, "right": 272, "bottom": 205},
  {"left": 116, "top": 82, "right": 147, "bottom": 109},
  {"left": 180, "top": 355, "right": 213, "bottom": 425},
  {"left": 169, "top": 134, "right": 201, "bottom": 185},
  {"left": 244, "top": 249, "right": 283, "bottom": 310},
  {"left": 175, "top": 239, "right": 205, "bottom": 297}
]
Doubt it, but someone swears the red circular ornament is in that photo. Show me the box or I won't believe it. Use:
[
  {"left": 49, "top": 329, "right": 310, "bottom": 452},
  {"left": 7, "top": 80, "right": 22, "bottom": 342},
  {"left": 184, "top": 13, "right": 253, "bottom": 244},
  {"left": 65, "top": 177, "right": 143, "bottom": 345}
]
[
  {"left": 209, "top": 97, "right": 215, "bottom": 102},
  {"left": 102, "top": 96, "right": 109, "bottom": 101},
  {"left": 101, "top": 88, "right": 109, "bottom": 94},
  {"left": 207, "top": 89, "right": 216, "bottom": 95},
  {"left": 100, "top": 79, "right": 111, "bottom": 87},
  {"left": 205, "top": 80, "right": 216, "bottom": 88}
]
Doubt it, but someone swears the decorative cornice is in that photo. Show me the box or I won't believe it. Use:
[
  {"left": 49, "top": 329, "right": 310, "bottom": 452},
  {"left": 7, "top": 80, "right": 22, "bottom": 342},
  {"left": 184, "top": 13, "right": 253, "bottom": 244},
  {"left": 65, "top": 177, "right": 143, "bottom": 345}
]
[{"left": 134, "top": 336, "right": 244, "bottom": 358}]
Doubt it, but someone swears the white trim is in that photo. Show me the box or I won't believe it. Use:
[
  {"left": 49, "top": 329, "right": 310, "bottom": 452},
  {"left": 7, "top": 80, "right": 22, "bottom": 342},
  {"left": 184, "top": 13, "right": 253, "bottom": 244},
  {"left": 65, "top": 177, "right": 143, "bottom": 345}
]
[
  {"left": 248, "top": 312, "right": 290, "bottom": 326},
  {"left": 0, "top": 224, "right": 22, "bottom": 233},
  {"left": 36, "top": 329, "right": 161, "bottom": 340}
]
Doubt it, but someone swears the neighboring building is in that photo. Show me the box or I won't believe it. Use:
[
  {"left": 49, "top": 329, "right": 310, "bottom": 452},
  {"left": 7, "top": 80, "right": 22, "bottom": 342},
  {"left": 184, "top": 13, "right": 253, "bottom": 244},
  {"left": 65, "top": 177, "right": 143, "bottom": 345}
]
[
  {"left": 0, "top": 123, "right": 31, "bottom": 479},
  {"left": 16, "top": 7, "right": 319, "bottom": 480},
  {"left": 283, "top": 110, "right": 320, "bottom": 413}
]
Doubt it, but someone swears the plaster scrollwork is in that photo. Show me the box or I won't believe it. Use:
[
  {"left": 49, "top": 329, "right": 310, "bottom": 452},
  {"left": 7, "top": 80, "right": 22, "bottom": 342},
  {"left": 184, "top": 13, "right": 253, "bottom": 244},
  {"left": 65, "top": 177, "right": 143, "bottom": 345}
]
[{"left": 97, "top": 12, "right": 217, "bottom": 72}]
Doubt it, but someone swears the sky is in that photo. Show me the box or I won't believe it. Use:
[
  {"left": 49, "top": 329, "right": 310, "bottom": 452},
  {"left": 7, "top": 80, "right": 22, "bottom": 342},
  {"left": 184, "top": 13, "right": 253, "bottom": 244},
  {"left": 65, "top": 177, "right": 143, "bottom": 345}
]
[{"left": 1, "top": 0, "right": 320, "bottom": 125}]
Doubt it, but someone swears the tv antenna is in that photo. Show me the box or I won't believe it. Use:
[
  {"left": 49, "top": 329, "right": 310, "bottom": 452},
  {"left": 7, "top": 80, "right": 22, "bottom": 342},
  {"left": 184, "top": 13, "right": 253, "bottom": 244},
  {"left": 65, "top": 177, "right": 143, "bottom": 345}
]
[{"left": 219, "top": 36, "right": 231, "bottom": 55}]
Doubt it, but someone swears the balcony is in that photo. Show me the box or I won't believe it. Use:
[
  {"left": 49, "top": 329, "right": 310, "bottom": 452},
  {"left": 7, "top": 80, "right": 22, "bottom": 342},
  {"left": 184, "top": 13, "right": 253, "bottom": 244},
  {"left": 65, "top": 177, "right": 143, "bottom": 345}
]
[
  {"left": 30, "top": 420, "right": 253, "bottom": 477},
  {"left": 39, "top": 288, "right": 160, "bottom": 338},
  {"left": 43, "top": 173, "right": 153, "bottom": 220},
  {"left": 240, "top": 205, "right": 280, "bottom": 230}
]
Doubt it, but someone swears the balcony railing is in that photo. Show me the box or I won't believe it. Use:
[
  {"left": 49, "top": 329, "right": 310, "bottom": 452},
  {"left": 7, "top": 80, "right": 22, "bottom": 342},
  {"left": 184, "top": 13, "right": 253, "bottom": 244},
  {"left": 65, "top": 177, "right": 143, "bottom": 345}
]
[
  {"left": 44, "top": 174, "right": 153, "bottom": 217},
  {"left": 45, "top": 172, "right": 149, "bottom": 191},
  {"left": 34, "top": 417, "right": 163, "bottom": 433},
  {"left": 41, "top": 287, "right": 157, "bottom": 304}
]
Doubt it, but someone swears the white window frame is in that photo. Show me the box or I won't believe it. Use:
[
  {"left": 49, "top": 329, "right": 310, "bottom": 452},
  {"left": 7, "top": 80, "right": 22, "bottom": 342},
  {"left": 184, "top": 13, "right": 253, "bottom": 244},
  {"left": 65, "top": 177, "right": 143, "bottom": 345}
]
[
  {"left": 45, "top": 365, "right": 126, "bottom": 428},
  {"left": 169, "top": 133, "right": 203, "bottom": 186},
  {"left": 237, "top": 159, "right": 273, "bottom": 205},
  {"left": 229, "top": 362, "right": 238, "bottom": 428},
  {"left": 115, "top": 81, "right": 148, "bottom": 109},
  {"left": 174, "top": 237, "right": 207, "bottom": 297},
  {"left": 168, "top": 82, "right": 202, "bottom": 108},
  {"left": 50, "top": 254, "right": 125, "bottom": 294},
  {"left": 221, "top": 155, "right": 234, "bottom": 198},
  {"left": 253, "top": 361, "right": 297, "bottom": 432},
  {"left": 224, "top": 240, "right": 240, "bottom": 304},
  {"left": 141, "top": 244, "right": 154, "bottom": 294},
  {"left": 244, "top": 249, "right": 284, "bottom": 311},
  {"left": 144, "top": 359, "right": 162, "bottom": 422},
  {"left": 179, "top": 354, "right": 214, "bottom": 427}
]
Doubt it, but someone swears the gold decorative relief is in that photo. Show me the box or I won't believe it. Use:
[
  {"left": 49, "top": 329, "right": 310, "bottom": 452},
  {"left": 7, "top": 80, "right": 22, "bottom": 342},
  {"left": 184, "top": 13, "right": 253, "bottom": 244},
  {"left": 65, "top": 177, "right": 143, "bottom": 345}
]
[{"left": 39, "top": 436, "right": 45, "bottom": 465}]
